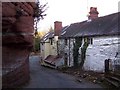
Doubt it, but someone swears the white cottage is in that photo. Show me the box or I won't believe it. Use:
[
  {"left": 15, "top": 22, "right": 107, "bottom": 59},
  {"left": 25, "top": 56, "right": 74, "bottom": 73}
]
[
  {"left": 58, "top": 7, "right": 100, "bottom": 68},
  {"left": 40, "top": 31, "right": 54, "bottom": 60},
  {"left": 58, "top": 7, "right": 120, "bottom": 72},
  {"left": 59, "top": 25, "right": 77, "bottom": 67},
  {"left": 40, "top": 21, "right": 65, "bottom": 68},
  {"left": 74, "top": 12, "right": 120, "bottom": 72}
]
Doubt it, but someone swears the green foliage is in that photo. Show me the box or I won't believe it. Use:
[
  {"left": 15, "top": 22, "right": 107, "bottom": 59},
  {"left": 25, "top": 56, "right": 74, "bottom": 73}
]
[
  {"left": 80, "top": 38, "right": 89, "bottom": 68},
  {"left": 73, "top": 37, "right": 82, "bottom": 67},
  {"left": 34, "top": 37, "right": 40, "bottom": 52},
  {"left": 34, "top": 1, "right": 48, "bottom": 21},
  {"left": 73, "top": 37, "right": 89, "bottom": 68},
  {"left": 34, "top": 1, "right": 48, "bottom": 36}
]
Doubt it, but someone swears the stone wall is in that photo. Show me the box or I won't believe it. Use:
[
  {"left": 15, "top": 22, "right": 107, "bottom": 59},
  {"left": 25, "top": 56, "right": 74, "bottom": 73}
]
[{"left": 2, "top": 2, "right": 36, "bottom": 88}]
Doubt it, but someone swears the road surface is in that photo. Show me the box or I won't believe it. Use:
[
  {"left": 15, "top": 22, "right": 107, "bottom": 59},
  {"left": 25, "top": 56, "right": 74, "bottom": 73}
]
[{"left": 23, "top": 55, "right": 103, "bottom": 88}]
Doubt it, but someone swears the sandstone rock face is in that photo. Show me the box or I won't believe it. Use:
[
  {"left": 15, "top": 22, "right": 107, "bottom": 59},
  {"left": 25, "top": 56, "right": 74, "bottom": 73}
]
[
  {"left": 2, "top": 47, "right": 30, "bottom": 88},
  {"left": 2, "top": 2, "right": 36, "bottom": 88}
]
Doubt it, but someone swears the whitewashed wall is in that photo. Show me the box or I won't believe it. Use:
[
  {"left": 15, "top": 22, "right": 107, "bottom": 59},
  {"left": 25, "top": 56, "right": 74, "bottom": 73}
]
[
  {"left": 55, "top": 58, "right": 64, "bottom": 68},
  {"left": 59, "top": 39, "right": 69, "bottom": 66},
  {"left": 58, "top": 38, "right": 74, "bottom": 67},
  {"left": 50, "top": 38, "right": 58, "bottom": 56},
  {"left": 69, "top": 39, "right": 74, "bottom": 67},
  {"left": 83, "top": 35, "right": 120, "bottom": 72},
  {"left": 40, "top": 39, "right": 51, "bottom": 60},
  {"left": 40, "top": 37, "right": 59, "bottom": 60},
  {"left": 58, "top": 39, "right": 65, "bottom": 55}
]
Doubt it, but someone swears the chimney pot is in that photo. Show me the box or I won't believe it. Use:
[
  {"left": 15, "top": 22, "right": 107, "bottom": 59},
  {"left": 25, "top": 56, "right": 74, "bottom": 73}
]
[{"left": 88, "top": 7, "right": 99, "bottom": 20}]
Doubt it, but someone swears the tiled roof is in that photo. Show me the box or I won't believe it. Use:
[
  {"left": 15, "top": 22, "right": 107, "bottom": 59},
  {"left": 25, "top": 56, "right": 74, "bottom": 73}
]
[
  {"left": 60, "top": 21, "right": 86, "bottom": 38},
  {"left": 60, "top": 25, "right": 70, "bottom": 35},
  {"left": 41, "top": 31, "right": 54, "bottom": 42},
  {"left": 41, "top": 25, "right": 70, "bottom": 42},
  {"left": 60, "top": 12, "right": 120, "bottom": 38}
]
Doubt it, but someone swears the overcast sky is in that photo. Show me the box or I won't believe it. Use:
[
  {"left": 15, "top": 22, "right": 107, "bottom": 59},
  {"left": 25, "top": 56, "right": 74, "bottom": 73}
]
[{"left": 38, "top": 0, "right": 120, "bottom": 32}]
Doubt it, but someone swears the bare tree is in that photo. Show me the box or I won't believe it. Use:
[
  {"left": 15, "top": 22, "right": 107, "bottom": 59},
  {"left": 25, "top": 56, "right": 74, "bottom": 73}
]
[{"left": 34, "top": 0, "right": 48, "bottom": 36}]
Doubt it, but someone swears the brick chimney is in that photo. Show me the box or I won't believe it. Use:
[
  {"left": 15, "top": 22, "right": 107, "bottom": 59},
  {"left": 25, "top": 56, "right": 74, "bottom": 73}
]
[
  {"left": 88, "top": 7, "right": 99, "bottom": 20},
  {"left": 54, "top": 21, "right": 62, "bottom": 36}
]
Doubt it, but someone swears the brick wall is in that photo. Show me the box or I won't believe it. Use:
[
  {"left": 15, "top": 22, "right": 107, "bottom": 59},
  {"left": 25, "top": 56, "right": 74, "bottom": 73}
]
[{"left": 54, "top": 21, "right": 62, "bottom": 36}]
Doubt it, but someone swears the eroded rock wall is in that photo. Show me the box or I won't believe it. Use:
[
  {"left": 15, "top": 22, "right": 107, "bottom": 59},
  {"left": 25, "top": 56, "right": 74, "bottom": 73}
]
[{"left": 2, "top": 2, "right": 36, "bottom": 88}]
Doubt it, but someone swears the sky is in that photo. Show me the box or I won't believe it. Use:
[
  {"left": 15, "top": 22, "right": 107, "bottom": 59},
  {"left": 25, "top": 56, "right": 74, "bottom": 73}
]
[{"left": 38, "top": 0, "right": 120, "bottom": 32}]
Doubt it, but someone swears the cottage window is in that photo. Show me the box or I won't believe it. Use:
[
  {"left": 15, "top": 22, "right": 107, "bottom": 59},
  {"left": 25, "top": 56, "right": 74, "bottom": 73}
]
[
  {"left": 84, "top": 38, "right": 93, "bottom": 45},
  {"left": 65, "top": 39, "right": 67, "bottom": 45}
]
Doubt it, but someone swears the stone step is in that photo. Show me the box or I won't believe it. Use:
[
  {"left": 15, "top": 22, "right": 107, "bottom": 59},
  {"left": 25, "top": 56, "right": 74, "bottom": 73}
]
[
  {"left": 104, "top": 77, "right": 120, "bottom": 88},
  {"left": 113, "top": 73, "right": 120, "bottom": 78},
  {"left": 110, "top": 72, "right": 120, "bottom": 78},
  {"left": 107, "top": 76, "right": 120, "bottom": 83}
]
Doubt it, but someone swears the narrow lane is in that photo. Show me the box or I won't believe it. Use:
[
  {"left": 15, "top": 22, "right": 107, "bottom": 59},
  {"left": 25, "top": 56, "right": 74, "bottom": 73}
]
[{"left": 23, "top": 55, "right": 103, "bottom": 88}]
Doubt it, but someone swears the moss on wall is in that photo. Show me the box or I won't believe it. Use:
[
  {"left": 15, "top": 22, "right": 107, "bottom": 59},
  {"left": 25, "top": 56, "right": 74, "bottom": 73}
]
[
  {"left": 34, "top": 37, "right": 40, "bottom": 52},
  {"left": 73, "top": 37, "right": 82, "bottom": 67},
  {"left": 73, "top": 37, "right": 89, "bottom": 68},
  {"left": 80, "top": 40, "right": 89, "bottom": 68}
]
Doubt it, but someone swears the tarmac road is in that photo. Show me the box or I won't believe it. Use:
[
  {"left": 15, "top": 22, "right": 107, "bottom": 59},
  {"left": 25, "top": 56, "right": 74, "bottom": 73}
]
[{"left": 23, "top": 55, "right": 103, "bottom": 88}]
